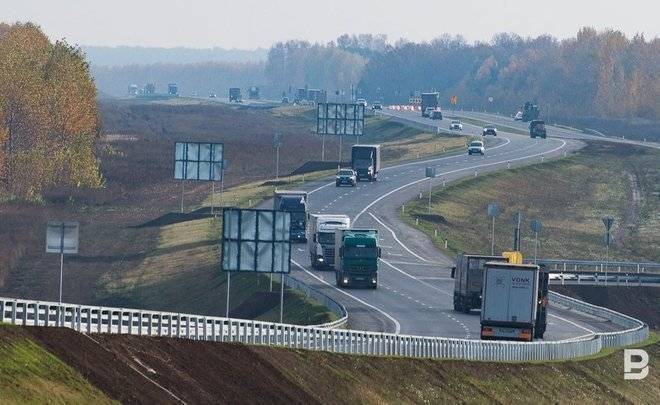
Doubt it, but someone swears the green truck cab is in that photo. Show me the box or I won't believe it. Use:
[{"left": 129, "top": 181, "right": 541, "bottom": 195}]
[{"left": 334, "top": 229, "right": 380, "bottom": 289}]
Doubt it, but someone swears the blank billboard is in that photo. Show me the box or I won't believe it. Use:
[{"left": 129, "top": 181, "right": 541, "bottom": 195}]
[
  {"left": 174, "top": 142, "right": 224, "bottom": 181},
  {"left": 221, "top": 208, "right": 291, "bottom": 273},
  {"left": 317, "top": 103, "right": 365, "bottom": 135}
]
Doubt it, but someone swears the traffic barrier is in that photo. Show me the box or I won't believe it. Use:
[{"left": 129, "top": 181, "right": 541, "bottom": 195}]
[{"left": 0, "top": 293, "right": 647, "bottom": 362}]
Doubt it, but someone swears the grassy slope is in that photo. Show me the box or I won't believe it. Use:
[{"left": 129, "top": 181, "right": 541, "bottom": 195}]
[
  {"left": 0, "top": 326, "right": 115, "bottom": 404},
  {"left": 3, "top": 324, "right": 657, "bottom": 404},
  {"left": 95, "top": 110, "right": 467, "bottom": 323},
  {"left": 402, "top": 142, "right": 660, "bottom": 261}
]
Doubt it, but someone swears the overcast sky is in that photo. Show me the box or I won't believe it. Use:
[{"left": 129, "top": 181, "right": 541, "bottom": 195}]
[{"left": 2, "top": 0, "right": 658, "bottom": 48}]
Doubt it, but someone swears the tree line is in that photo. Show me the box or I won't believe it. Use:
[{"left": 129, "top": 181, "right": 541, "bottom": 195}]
[
  {"left": 0, "top": 22, "right": 101, "bottom": 199},
  {"left": 266, "top": 30, "right": 659, "bottom": 120}
]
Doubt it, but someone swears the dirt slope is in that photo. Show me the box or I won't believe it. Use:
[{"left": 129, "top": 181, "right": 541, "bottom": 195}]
[{"left": 7, "top": 325, "right": 657, "bottom": 404}]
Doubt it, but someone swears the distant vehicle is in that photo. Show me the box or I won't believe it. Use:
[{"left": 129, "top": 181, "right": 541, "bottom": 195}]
[
  {"left": 521, "top": 101, "right": 540, "bottom": 122},
  {"left": 430, "top": 110, "right": 443, "bottom": 120},
  {"left": 307, "top": 214, "right": 350, "bottom": 270},
  {"left": 281, "top": 96, "right": 290, "bottom": 104},
  {"left": 449, "top": 120, "right": 463, "bottom": 131},
  {"left": 468, "top": 140, "right": 485, "bottom": 155},
  {"left": 168, "top": 83, "right": 179, "bottom": 96},
  {"left": 480, "top": 262, "right": 548, "bottom": 341},
  {"left": 529, "top": 119, "right": 547, "bottom": 139},
  {"left": 372, "top": 102, "right": 382, "bottom": 110},
  {"left": 482, "top": 126, "right": 498, "bottom": 136},
  {"left": 351, "top": 145, "right": 381, "bottom": 182},
  {"left": 451, "top": 254, "right": 509, "bottom": 313},
  {"left": 334, "top": 229, "right": 380, "bottom": 288},
  {"left": 248, "top": 86, "right": 260, "bottom": 100},
  {"left": 208, "top": 93, "right": 217, "bottom": 98},
  {"left": 356, "top": 98, "right": 367, "bottom": 107},
  {"left": 191, "top": 92, "right": 198, "bottom": 97},
  {"left": 273, "top": 190, "right": 308, "bottom": 242},
  {"left": 336, "top": 168, "right": 357, "bottom": 187},
  {"left": 229, "top": 87, "right": 242, "bottom": 103},
  {"left": 421, "top": 92, "right": 439, "bottom": 117},
  {"left": 514, "top": 111, "right": 523, "bottom": 121}
]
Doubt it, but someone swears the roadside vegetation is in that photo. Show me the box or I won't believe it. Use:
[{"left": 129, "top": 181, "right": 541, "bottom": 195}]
[
  {"left": 0, "top": 95, "right": 466, "bottom": 324},
  {"left": 1, "top": 324, "right": 657, "bottom": 403},
  {"left": 402, "top": 142, "right": 660, "bottom": 262},
  {"left": 0, "top": 325, "right": 114, "bottom": 404}
]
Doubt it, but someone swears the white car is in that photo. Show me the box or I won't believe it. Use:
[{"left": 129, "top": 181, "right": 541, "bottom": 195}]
[
  {"left": 514, "top": 111, "right": 523, "bottom": 121},
  {"left": 468, "top": 140, "right": 485, "bottom": 155},
  {"left": 356, "top": 98, "right": 367, "bottom": 107},
  {"left": 449, "top": 120, "right": 463, "bottom": 131}
]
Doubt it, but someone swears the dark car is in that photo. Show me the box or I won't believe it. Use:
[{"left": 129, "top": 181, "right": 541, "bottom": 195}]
[
  {"left": 431, "top": 110, "right": 443, "bottom": 120},
  {"left": 336, "top": 169, "right": 357, "bottom": 187},
  {"left": 482, "top": 126, "right": 497, "bottom": 136}
]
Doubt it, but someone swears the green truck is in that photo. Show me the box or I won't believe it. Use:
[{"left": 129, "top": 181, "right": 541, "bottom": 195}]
[{"left": 334, "top": 229, "right": 380, "bottom": 289}]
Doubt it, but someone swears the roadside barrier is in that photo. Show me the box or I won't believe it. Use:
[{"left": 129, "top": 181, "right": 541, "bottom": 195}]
[{"left": 0, "top": 291, "right": 647, "bottom": 362}]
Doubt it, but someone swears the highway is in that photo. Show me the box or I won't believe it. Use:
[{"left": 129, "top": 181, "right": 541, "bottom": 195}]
[{"left": 262, "top": 110, "right": 631, "bottom": 342}]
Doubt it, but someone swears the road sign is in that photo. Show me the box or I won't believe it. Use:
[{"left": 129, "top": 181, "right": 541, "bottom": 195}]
[
  {"left": 603, "top": 232, "right": 614, "bottom": 247},
  {"left": 221, "top": 208, "right": 292, "bottom": 273},
  {"left": 512, "top": 212, "right": 523, "bottom": 224},
  {"left": 530, "top": 219, "right": 542, "bottom": 234},
  {"left": 487, "top": 203, "right": 500, "bottom": 218},
  {"left": 174, "top": 141, "right": 224, "bottom": 181},
  {"left": 46, "top": 221, "right": 79, "bottom": 254},
  {"left": 317, "top": 103, "right": 365, "bottom": 136},
  {"left": 602, "top": 216, "right": 614, "bottom": 231},
  {"left": 425, "top": 167, "right": 436, "bottom": 178},
  {"left": 488, "top": 96, "right": 494, "bottom": 103},
  {"left": 273, "top": 132, "right": 283, "bottom": 148}
]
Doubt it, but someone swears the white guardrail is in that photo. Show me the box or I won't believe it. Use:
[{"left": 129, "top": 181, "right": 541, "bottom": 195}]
[{"left": 0, "top": 292, "right": 647, "bottom": 362}]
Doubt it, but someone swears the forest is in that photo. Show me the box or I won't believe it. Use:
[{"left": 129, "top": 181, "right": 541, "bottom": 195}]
[{"left": 0, "top": 22, "right": 101, "bottom": 199}]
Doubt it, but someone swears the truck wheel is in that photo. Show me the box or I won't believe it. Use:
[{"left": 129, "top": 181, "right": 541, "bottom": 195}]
[
  {"left": 335, "top": 181, "right": 340, "bottom": 187},
  {"left": 462, "top": 304, "right": 472, "bottom": 314}
]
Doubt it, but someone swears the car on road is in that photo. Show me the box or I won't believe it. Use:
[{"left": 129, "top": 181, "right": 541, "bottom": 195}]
[
  {"left": 372, "top": 102, "right": 382, "bottom": 110},
  {"left": 468, "top": 140, "right": 485, "bottom": 155},
  {"left": 208, "top": 93, "right": 217, "bottom": 98},
  {"left": 449, "top": 120, "right": 463, "bottom": 131},
  {"left": 336, "top": 168, "right": 357, "bottom": 187},
  {"left": 514, "top": 111, "right": 523, "bottom": 121},
  {"left": 281, "top": 96, "right": 289, "bottom": 104},
  {"left": 356, "top": 98, "right": 367, "bottom": 107},
  {"left": 431, "top": 110, "right": 443, "bottom": 120},
  {"left": 482, "top": 125, "right": 497, "bottom": 136}
]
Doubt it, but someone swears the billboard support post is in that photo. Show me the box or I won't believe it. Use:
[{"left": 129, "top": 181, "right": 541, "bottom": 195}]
[
  {"left": 280, "top": 274, "right": 285, "bottom": 323},
  {"left": 211, "top": 181, "right": 215, "bottom": 216},
  {"left": 180, "top": 180, "right": 185, "bottom": 213},
  {"left": 46, "top": 221, "right": 79, "bottom": 305},
  {"left": 321, "top": 134, "right": 325, "bottom": 161},
  {"left": 338, "top": 135, "right": 342, "bottom": 164},
  {"left": 58, "top": 232, "right": 64, "bottom": 303},
  {"left": 226, "top": 271, "right": 231, "bottom": 318}
]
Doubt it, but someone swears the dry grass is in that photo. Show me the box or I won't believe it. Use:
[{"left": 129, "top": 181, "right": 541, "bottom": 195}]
[{"left": 403, "top": 142, "right": 660, "bottom": 261}]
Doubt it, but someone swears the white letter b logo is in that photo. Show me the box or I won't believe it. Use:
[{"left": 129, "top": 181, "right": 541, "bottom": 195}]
[{"left": 624, "top": 349, "right": 649, "bottom": 380}]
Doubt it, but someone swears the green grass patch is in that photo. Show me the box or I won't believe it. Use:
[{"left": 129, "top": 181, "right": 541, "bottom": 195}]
[
  {"left": 402, "top": 142, "right": 660, "bottom": 261},
  {"left": 0, "top": 325, "right": 115, "bottom": 404}
]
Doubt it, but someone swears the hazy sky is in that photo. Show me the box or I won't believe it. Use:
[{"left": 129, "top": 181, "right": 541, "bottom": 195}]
[{"left": 2, "top": 0, "right": 658, "bottom": 48}]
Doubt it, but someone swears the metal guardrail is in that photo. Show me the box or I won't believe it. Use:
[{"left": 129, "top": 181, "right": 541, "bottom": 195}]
[
  {"left": 283, "top": 275, "right": 348, "bottom": 328},
  {"left": 0, "top": 294, "right": 647, "bottom": 362},
  {"left": 538, "top": 259, "right": 660, "bottom": 272}
]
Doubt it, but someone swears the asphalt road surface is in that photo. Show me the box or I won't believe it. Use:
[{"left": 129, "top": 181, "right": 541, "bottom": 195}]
[{"left": 263, "top": 109, "right": 629, "bottom": 341}]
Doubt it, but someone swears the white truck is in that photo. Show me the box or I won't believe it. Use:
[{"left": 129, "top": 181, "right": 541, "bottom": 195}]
[
  {"left": 307, "top": 214, "right": 350, "bottom": 270},
  {"left": 480, "top": 262, "right": 541, "bottom": 342}
]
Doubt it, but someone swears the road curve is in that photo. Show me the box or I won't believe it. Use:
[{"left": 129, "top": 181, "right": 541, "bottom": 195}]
[{"left": 268, "top": 111, "right": 627, "bottom": 341}]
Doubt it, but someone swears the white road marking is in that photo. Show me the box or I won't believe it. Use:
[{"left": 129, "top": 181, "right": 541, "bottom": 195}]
[
  {"left": 291, "top": 260, "right": 401, "bottom": 334},
  {"left": 380, "top": 259, "right": 452, "bottom": 297},
  {"left": 369, "top": 213, "right": 430, "bottom": 263},
  {"left": 354, "top": 139, "right": 566, "bottom": 222}
]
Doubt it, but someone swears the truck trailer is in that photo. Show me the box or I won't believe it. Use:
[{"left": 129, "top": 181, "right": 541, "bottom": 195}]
[
  {"left": 273, "top": 190, "right": 308, "bottom": 242},
  {"left": 229, "top": 87, "right": 242, "bottom": 103},
  {"left": 307, "top": 214, "right": 350, "bottom": 269},
  {"left": 421, "top": 92, "right": 439, "bottom": 117},
  {"left": 480, "top": 262, "right": 548, "bottom": 341},
  {"left": 451, "top": 254, "right": 510, "bottom": 313},
  {"left": 351, "top": 145, "right": 381, "bottom": 182},
  {"left": 334, "top": 229, "right": 380, "bottom": 288}
]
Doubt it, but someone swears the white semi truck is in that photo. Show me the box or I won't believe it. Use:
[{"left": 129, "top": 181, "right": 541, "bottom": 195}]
[{"left": 307, "top": 214, "right": 350, "bottom": 270}]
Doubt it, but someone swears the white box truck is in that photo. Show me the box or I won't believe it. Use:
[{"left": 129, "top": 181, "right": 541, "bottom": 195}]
[
  {"left": 307, "top": 214, "right": 350, "bottom": 270},
  {"left": 480, "top": 262, "right": 540, "bottom": 342}
]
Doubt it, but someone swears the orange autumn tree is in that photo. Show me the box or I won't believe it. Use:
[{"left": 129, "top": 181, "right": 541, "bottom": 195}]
[{"left": 0, "top": 22, "right": 101, "bottom": 200}]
